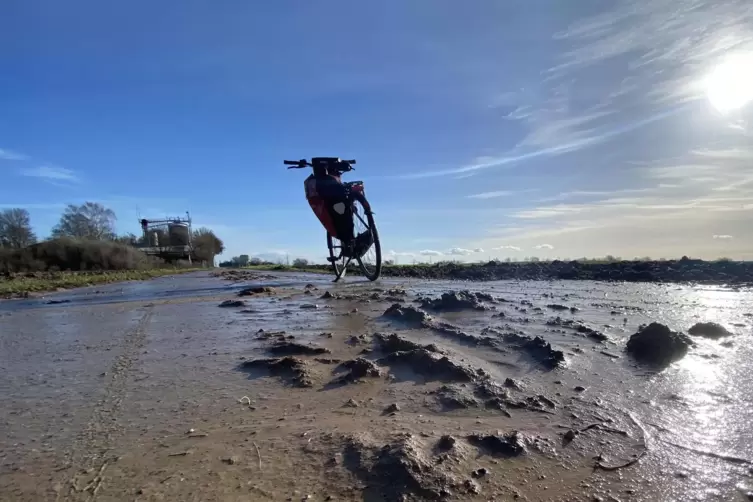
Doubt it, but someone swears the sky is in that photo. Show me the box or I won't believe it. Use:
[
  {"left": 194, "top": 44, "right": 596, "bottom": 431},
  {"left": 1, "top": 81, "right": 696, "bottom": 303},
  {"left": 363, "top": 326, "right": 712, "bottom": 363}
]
[{"left": 2, "top": 0, "right": 753, "bottom": 263}]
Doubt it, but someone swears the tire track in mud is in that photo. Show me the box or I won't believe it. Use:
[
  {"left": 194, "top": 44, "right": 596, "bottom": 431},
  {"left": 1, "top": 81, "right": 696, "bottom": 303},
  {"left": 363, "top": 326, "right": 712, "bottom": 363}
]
[{"left": 57, "top": 305, "right": 154, "bottom": 502}]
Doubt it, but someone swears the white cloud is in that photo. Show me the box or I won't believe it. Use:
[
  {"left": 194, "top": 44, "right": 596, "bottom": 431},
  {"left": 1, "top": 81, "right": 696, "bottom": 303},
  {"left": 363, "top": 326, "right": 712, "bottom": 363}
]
[
  {"left": 446, "top": 247, "right": 485, "bottom": 256},
  {"left": 19, "top": 165, "right": 79, "bottom": 182},
  {"left": 534, "top": 244, "right": 554, "bottom": 250},
  {"left": 492, "top": 245, "right": 521, "bottom": 251},
  {"left": 713, "top": 234, "right": 733, "bottom": 240},
  {"left": 466, "top": 190, "right": 512, "bottom": 199},
  {"left": 419, "top": 249, "right": 443, "bottom": 256},
  {"left": 0, "top": 148, "right": 28, "bottom": 161},
  {"left": 387, "top": 250, "right": 416, "bottom": 257}
]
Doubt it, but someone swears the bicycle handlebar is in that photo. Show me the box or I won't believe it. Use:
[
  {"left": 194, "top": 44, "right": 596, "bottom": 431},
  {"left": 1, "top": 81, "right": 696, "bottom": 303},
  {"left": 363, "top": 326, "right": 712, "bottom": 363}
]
[{"left": 283, "top": 158, "right": 357, "bottom": 170}]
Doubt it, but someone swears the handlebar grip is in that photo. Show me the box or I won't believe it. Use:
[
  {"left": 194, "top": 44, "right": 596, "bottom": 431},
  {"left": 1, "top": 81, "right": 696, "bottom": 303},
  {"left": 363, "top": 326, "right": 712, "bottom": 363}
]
[
  {"left": 344, "top": 159, "right": 356, "bottom": 165},
  {"left": 283, "top": 160, "right": 300, "bottom": 166}
]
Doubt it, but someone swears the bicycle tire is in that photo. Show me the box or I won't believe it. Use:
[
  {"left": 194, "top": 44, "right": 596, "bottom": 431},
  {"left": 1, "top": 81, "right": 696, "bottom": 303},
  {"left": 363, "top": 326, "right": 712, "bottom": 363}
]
[
  {"left": 352, "top": 195, "right": 382, "bottom": 281},
  {"left": 327, "top": 233, "right": 348, "bottom": 281}
]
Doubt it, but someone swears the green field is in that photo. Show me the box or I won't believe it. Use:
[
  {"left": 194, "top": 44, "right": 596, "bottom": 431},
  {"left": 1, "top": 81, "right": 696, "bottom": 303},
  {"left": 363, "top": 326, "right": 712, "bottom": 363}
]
[{"left": 0, "top": 268, "right": 199, "bottom": 298}]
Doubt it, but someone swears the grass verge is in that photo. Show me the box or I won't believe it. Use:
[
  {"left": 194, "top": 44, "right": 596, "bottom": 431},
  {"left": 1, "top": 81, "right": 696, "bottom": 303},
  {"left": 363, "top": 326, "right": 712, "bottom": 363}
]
[{"left": 0, "top": 268, "right": 199, "bottom": 298}]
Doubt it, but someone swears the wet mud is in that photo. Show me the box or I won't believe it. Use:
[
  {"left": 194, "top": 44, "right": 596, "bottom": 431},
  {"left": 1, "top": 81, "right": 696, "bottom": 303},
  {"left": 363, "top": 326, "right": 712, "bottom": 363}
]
[{"left": 2, "top": 270, "right": 753, "bottom": 501}]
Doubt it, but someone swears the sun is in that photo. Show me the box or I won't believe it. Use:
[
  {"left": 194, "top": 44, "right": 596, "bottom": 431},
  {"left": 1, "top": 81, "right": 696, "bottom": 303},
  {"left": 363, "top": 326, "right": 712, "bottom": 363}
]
[{"left": 705, "top": 52, "right": 753, "bottom": 114}]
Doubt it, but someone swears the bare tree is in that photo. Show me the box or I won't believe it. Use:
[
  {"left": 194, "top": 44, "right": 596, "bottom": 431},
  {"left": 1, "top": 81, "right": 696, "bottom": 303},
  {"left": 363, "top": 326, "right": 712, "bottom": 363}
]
[
  {"left": 114, "top": 233, "right": 139, "bottom": 246},
  {"left": 51, "top": 202, "right": 117, "bottom": 240},
  {"left": 0, "top": 208, "right": 37, "bottom": 248},
  {"left": 192, "top": 227, "right": 225, "bottom": 265}
]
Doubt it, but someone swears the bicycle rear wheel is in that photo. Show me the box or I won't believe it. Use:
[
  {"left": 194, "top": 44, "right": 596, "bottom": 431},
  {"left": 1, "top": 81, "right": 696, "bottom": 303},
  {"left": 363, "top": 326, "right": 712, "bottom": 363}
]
[{"left": 352, "top": 195, "right": 381, "bottom": 281}]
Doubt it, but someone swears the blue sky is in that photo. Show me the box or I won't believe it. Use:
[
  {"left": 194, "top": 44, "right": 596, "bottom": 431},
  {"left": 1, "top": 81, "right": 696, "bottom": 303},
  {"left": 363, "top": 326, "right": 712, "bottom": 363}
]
[{"left": 2, "top": 0, "right": 753, "bottom": 262}]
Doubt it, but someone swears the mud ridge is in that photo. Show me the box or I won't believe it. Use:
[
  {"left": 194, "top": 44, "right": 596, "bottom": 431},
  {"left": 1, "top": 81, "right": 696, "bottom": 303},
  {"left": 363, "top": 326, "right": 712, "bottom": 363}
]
[
  {"left": 483, "top": 328, "right": 565, "bottom": 369},
  {"left": 383, "top": 304, "right": 501, "bottom": 349},
  {"left": 546, "top": 317, "right": 609, "bottom": 342},
  {"left": 267, "top": 341, "right": 331, "bottom": 356}
]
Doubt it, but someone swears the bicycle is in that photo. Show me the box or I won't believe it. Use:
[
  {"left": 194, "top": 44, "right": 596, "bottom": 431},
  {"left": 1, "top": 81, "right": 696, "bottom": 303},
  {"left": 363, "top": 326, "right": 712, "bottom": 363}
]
[{"left": 285, "top": 157, "right": 382, "bottom": 282}]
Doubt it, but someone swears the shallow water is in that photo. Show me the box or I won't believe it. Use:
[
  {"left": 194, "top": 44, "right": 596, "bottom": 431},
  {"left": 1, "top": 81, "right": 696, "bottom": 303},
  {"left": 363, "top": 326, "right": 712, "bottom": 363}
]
[{"left": 1, "top": 271, "right": 752, "bottom": 501}]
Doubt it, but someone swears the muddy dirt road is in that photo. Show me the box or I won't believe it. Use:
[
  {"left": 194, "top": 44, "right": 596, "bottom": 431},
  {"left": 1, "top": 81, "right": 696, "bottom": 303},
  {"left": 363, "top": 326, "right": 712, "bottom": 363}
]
[{"left": 1, "top": 271, "right": 752, "bottom": 501}]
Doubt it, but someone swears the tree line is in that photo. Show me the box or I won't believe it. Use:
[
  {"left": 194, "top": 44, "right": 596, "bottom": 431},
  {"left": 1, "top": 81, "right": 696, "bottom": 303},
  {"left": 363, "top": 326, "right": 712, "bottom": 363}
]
[{"left": 0, "top": 202, "right": 224, "bottom": 264}]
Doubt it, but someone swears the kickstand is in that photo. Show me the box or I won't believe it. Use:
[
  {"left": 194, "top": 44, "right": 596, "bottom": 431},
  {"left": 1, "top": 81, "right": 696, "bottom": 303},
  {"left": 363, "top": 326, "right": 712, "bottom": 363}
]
[{"left": 333, "top": 257, "right": 353, "bottom": 283}]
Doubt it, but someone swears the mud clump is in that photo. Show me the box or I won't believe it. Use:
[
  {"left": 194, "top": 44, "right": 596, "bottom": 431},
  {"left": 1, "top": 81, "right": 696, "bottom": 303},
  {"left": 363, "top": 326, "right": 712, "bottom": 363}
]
[
  {"left": 546, "top": 304, "right": 570, "bottom": 311},
  {"left": 374, "top": 332, "right": 439, "bottom": 353},
  {"left": 688, "top": 322, "right": 735, "bottom": 339},
  {"left": 467, "top": 431, "right": 527, "bottom": 457},
  {"left": 420, "top": 290, "right": 490, "bottom": 311},
  {"left": 239, "top": 356, "right": 314, "bottom": 387},
  {"left": 267, "top": 341, "right": 330, "bottom": 356},
  {"left": 437, "top": 435, "right": 456, "bottom": 451},
  {"left": 343, "top": 433, "right": 460, "bottom": 501},
  {"left": 336, "top": 358, "right": 383, "bottom": 383},
  {"left": 434, "top": 385, "right": 481, "bottom": 410},
  {"left": 346, "top": 334, "right": 370, "bottom": 345},
  {"left": 383, "top": 303, "right": 431, "bottom": 325},
  {"left": 494, "top": 330, "right": 565, "bottom": 369},
  {"left": 626, "top": 322, "right": 693, "bottom": 366},
  {"left": 219, "top": 299, "right": 245, "bottom": 308},
  {"left": 238, "top": 286, "right": 273, "bottom": 296}
]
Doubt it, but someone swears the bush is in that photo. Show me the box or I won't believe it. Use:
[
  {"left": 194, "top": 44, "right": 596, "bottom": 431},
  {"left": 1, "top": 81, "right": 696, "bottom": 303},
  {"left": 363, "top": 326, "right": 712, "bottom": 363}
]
[
  {"left": 0, "top": 238, "right": 163, "bottom": 273},
  {"left": 292, "top": 258, "right": 309, "bottom": 268}
]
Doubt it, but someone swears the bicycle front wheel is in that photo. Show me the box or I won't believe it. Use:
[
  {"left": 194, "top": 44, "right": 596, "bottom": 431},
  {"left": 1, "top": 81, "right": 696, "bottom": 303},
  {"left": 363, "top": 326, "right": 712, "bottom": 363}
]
[
  {"left": 352, "top": 195, "right": 381, "bottom": 281},
  {"left": 327, "top": 233, "right": 349, "bottom": 281}
]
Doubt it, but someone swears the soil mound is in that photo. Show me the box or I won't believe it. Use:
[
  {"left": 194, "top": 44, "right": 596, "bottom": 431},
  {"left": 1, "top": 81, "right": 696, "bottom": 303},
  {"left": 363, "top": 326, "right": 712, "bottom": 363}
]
[
  {"left": 626, "top": 322, "right": 692, "bottom": 366},
  {"left": 688, "top": 322, "right": 735, "bottom": 339},
  {"left": 239, "top": 356, "right": 314, "bottom": 387}
]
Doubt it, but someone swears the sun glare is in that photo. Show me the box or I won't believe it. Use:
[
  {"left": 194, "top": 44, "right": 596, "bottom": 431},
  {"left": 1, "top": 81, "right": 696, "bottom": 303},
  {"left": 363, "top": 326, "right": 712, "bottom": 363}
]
[{"left": 705, "top": 52, "right": 753, "bottom": 113}]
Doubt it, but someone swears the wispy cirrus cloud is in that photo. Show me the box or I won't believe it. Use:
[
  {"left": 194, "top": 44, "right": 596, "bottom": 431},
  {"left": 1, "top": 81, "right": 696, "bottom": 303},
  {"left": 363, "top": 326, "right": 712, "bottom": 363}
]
[
  {"left": 419, "top": 249, "right": 444, "bottom": 257},
  {"left": 406, "top": 0, "right": 753, "bottom": 181},
  {"left": 492, "top": 245, "right": 521, "bottom": 251},
  {"left": 0, "top": 148, "right": 29, "bottom": 161},
  {"left": 466, "top": 190, "right": 512, "bottom": 199},
  {"left": 713, "top": 234, "right": 733, "bottom": 240},
  {"left": 19, "top": 165, "right": 80, "bottom": 183},
  {"left": 534, "top": 244, "right": 554, "bottom": 250}
]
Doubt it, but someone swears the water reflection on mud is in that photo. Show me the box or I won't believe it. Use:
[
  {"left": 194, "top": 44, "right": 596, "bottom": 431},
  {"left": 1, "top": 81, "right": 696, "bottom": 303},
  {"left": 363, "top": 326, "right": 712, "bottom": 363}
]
[{"left": 1, "top": 272, "right": 752, "bottom": 500}]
